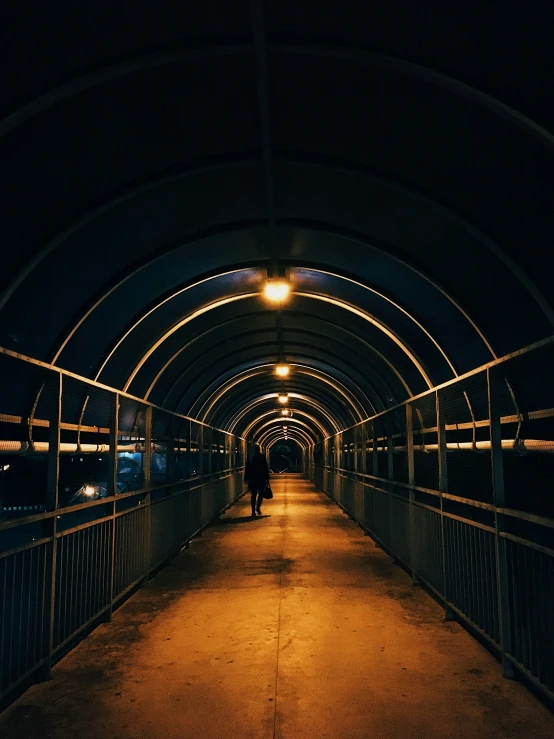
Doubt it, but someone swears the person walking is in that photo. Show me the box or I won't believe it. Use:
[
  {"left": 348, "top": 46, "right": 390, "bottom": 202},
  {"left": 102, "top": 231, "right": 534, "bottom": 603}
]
[{"left": 244, "top": 443, "right": 270, "bottom": 516}]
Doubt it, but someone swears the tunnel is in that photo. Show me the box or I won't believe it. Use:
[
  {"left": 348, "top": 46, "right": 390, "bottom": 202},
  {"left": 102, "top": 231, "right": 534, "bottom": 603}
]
[{"left": 1, "top": 2, "right": 554, "bottom": 736}]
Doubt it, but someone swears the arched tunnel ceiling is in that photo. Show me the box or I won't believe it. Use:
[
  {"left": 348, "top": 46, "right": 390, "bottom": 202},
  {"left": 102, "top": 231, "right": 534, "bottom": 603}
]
[{"left": 1, "top": 2, "right": 553, "bottom": 448}]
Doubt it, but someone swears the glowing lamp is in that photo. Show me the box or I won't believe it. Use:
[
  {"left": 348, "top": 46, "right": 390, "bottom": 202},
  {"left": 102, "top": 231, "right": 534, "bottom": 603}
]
[
  {"left": 278, "top": 394, "right": 288, "bottom": 404},
  {"left": 281, "top": 409, "right": 290, "bottom": 416},
  {"left": 263, "top": 280, "right": 290, "bottom": 304},
  {"left": 275, "top": 364, "right": 290, "bottom": 377}
]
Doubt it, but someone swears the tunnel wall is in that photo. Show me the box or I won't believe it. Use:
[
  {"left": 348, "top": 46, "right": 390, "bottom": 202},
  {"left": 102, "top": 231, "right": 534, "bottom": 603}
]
[
  {"left": 307, "top": 337, "right": 554, "bottom": 704},
  {"left": 0, "top": 350, "right": 246, "bottom": 710}
]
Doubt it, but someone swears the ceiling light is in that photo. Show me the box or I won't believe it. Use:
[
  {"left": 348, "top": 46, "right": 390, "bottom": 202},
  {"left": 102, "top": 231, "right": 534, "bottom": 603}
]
[
  {"left": 281, "top": 409, "right": 290, "bottom": 416},
  {"left": 275, "top": 364, "right": 290, "bottom": 377},
  {"left": 263, "top": 280, "right": 290, "bottom": 304},
  {"left": 278, "top": 394, "right": 288, "bottom": 404}
]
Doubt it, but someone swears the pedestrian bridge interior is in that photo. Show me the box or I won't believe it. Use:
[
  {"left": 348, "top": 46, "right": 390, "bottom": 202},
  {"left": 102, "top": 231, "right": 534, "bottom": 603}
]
[{"left": 1, "top": 2, "right": 554, "bottom": 735}]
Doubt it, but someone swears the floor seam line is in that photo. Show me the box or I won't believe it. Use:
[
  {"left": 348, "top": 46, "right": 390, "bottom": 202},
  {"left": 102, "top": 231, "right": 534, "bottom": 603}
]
[{"left": 273, "top": 476, "right": 286, "bottom": 739}]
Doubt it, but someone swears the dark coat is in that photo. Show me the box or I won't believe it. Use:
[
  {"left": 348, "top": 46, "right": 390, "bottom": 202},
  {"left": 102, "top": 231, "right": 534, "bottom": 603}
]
[{"left": 244, "top": 452, "right": 270, "bottom": 487}]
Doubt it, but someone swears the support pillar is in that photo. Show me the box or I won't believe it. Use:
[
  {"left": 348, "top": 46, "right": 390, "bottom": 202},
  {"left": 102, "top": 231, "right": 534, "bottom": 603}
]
[
  {"left": 488, "top": 369, "right": 515, "bottom": 679},
  {"left": 406, "top": 404, "right": 418, "bottom": 584},
  {"left": 41, "top": 372, "right": 62, "bottom": 681},
  {"left": 104, "top": 392, "right": 119, "bottom": 622}
]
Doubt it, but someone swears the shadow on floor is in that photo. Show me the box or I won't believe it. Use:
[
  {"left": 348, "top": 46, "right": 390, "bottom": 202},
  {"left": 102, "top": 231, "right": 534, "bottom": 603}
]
[{"left": 215, "top": 515, "right": 271, "bottom": 526}]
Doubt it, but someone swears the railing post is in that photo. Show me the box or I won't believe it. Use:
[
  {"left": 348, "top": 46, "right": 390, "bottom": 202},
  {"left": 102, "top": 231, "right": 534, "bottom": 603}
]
[
  {"left": 436, "top": 389, "right": 453, "bottom": 620},
  {"left": 385, "top": 414, "right": 395, "bottom": 558},
  {"left": 105, "top": 392, "right": 118, "bottom": 622},
  {"left": 372, "top": 421, "right": 380, "bottom": 545},
  {"left": 406, "top": 403, "right": 418, "bottom": 583},
  {"left": 144, "top": 405, "right": 153, "bottom": 577},
  {"left": 166, "top": 415, "right": 176, "bottom": 484},
  {"left": 41, "top": 371, "right": 62, "bottom": 680},
  {"left": 487, "top": 368, "right": 514, "bottom": 679}
]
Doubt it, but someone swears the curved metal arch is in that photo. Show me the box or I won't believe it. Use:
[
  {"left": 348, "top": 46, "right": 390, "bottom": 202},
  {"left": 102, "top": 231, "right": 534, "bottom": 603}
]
[
  {"left": 93, "top": 269, "right": 254, "bottom": 383},
  {"left": 260, "top": 425, "right": 313, "bottom": 447},
  {"left": 145, "top": 304, "right": 414, "bottom": 403},
  {"left": 161, "top": 340, "right": 402, "bottom": 425},
  {"left": 257, "top": 427, "right": 316, "bottom": 451},
  {"left": 294, "top": 292, "right": 433, "bottom": 385},
  {"left": 206, "top": 373, "right": 356, "bottom": 431},
  {"left": 262, "top": 436, "right": 309, "bottom": 456},
  {"left": 298, "top": 269, "right": 457, "bottom": 374},
  {"left": 253, "top": 418, "right": 319, "bottom": 444},
  {"left": 243, "top": 409, "right": 329, "bottom": 439},
  {"left": 48, "top": 216, "right": 494, "bottom": 372},
  {"left": 198, "top": 368, "right": 368, "bottom": 425},
  {"left": 120, "top": 291, "right": 434, "bottom": 393},
  {"left": 225, "top": 393, "right": 340, "bottom": 433},
  {"left": 62, "top": 264, "right": 444, "bottom": 391},
  {"left": 267, "top": 433, "right": 307, "bottom": 452},
  {"left": 264, "top": 430, "right": 309, "bottom": 452},
  {"left": 141, "top": 312, "right": 275, "bottom": 399},
  {"left": 2, "top": 41, "right": 552, "bottom": 149},
  {"left": 169, "top": 340, "right": 388, "bottom": 423},
  {"left": 2, "top": 154, "right": 550, "bottom": 344},
  {"left": 194, "top": 365, "right": 370, "bottom": 423},
  {"left": 268, "top": 438, "right": 307, "bottom": 454},
  {"left": 259, "top": 426, "right": 312, "bottom": 446},
  {"left": 274, "top": 42, "right": 554, "bottom": 153},
  {"left": 6, "top": 189, "right": 507, "bottom": 377},
  {"left": 227, "top": 393, "right": 341, "bottom": 435},
  {"left": 258, "top": 425, "right": 310, "bottom": 443},
  {"left": 165, "top": 338, "right": 402, "bottom": 421},
  {"left": 0, "top": 165, "right": 259, "bottom": 317},
  {"left": 267, "top": 437, "right": 307, "bottom": 454},
  {"left": 0, "top": 41, "right": 551, "bottom": 334},
  {"left": 0, "top": 46, "right": 251, "bottom": 140}
]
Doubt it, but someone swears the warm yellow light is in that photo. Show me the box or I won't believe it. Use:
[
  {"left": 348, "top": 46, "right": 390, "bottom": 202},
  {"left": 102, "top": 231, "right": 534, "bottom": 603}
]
[
  {"left": 264, "top": 280, "right": 290, "bottom": 303},
  {"left": 281, "top": 409, "right": 290, "bottom": 416},
  {"left": 275, "top": 364, "right": 290, "bottom": 377},
  {"left": 278, "top": 394, "right": 288, "bottom": 404},
  {"left": 83, "top": 485, "right": 95, "bottom": 497}
]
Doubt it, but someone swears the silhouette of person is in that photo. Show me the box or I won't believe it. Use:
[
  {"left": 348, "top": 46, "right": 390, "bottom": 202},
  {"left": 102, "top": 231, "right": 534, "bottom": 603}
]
[{"left": 244, "top": 443, "right": 270, "bottom": 516}]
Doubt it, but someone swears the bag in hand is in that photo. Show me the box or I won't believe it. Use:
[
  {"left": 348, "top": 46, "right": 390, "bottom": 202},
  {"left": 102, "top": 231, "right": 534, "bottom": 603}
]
[{"left": 263, "top": 483, "right": 273, "bottom": 499}]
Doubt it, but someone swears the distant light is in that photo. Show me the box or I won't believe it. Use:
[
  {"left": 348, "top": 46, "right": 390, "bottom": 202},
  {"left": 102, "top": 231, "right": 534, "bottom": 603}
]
[
  {"left": 278, "top": 394, "right": 288, "bottom": 404},
  {"left": 83, "top": 485, "right": 95, "bottom": 497},
  {"left": 281, "top": 409, "right": 290, "bottom": 416},
  {"left": 1, "top": 464, "right": 9, "bottom": 472},
  {"left": 275, "top": 364, "right": 290, "bottom": 377},
  {"left": 263, "top": 280, "right": 290, "bottom": 304}
]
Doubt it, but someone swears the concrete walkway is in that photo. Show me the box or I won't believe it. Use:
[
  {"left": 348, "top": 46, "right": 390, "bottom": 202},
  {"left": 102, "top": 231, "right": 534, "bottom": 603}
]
[{"left": 1, "top": 476, "right": 553, "bottom": 739}]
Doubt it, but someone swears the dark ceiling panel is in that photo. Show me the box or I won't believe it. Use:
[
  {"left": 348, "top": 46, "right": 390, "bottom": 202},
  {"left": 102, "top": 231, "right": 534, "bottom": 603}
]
[
  {"left": 264, "top": 2, "right": 554, "bottom": 131},
  {"left": 0, "top": 3, "right": 553, "bottom": 436}
]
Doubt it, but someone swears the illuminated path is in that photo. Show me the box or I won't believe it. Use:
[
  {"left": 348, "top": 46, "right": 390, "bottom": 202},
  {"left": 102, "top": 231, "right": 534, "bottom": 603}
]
[{"left": 1, "top": 476, "right": 552, "bottom": 739}]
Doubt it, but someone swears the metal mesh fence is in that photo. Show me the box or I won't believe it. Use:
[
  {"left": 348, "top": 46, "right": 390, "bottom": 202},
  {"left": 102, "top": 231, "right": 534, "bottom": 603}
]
[
  {"left": 307, "top": 338, "right": 554, "bottom": 703},
  {"left": 0, "top": 353, "right": 245, "bottom": 708}
]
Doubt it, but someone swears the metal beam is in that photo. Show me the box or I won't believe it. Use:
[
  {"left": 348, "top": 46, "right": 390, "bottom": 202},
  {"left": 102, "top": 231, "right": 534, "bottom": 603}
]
[
  {"left": 243, "top": 409, "right": 328, "bottom": 439},
  {"left": 119, "top": 291, "right": 435, "bottom": 395},
  {"left": 193, "top": 364, "right": 369, "bottom": 423}
]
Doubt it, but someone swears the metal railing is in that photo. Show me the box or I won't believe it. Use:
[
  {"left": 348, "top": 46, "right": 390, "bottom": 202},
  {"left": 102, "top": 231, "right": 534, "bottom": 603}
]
[
  {"left": 306, "top": 336, "right": 554, "bottom": 704},
  {"left": 0, "top": 348, "right": 246, "bottom": 709}
]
